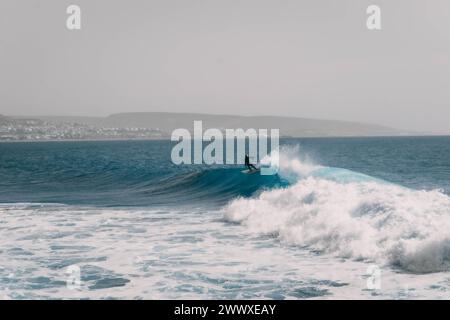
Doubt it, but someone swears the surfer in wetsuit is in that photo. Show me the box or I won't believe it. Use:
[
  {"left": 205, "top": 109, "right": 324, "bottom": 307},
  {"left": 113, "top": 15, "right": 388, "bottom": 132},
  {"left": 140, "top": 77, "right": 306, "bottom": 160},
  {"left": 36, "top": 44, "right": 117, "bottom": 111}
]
[{"left": 245, "top": 154, "right": 257, "bottom": 171}]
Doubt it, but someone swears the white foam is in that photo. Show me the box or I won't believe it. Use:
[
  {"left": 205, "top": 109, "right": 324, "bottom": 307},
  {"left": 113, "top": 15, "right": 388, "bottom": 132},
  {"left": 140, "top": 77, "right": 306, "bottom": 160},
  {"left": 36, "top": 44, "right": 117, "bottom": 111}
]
[
  {"left": 260, "top": 145, "right": 319, "bottom": 182},
  {"left": 225, "top": 149, "right": 450, "bottom": 273},
  {"left": 1, "top": 200, "right": 449, "bottom": 298}
]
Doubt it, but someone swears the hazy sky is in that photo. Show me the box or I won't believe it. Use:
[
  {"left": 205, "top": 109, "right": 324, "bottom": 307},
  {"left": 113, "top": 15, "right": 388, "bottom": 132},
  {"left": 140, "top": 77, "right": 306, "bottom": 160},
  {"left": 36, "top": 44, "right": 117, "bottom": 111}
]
[{"left": 1, "top": 0, "right": 449, "bottom": 132}]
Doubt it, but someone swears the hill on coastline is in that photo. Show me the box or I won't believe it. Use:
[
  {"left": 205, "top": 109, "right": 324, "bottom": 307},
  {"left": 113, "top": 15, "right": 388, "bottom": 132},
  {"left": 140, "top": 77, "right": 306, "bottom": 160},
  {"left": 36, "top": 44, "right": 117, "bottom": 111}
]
[{"left": 34, "top": 112, "right": 408, "bottom": 138}]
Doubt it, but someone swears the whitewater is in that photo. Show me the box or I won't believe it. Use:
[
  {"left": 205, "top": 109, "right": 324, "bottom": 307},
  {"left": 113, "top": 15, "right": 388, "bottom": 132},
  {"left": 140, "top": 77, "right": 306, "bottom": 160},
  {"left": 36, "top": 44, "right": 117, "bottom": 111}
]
[{"left": 225, "top": 148, "right": 450, "bottom": 274}]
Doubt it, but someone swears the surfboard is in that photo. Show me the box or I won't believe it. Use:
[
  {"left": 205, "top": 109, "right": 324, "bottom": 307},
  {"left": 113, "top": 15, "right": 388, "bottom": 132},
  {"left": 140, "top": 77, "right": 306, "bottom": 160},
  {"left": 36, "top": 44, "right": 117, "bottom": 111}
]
[{"left": 241, "top": 168, "right": 260, "bottom": 174}]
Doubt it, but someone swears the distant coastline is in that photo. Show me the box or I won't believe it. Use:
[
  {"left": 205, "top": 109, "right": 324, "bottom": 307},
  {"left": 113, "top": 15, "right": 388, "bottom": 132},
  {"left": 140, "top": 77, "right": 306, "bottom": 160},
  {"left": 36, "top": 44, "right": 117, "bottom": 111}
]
[
  {"left": 0, "top": 137, "right": 169, "bottom": 143},
  {"left": 3, "top": 135, "right": 450, "bottom": 145},
  {"left": 0, "top": 112, "right": 422, "bottom": 142}
]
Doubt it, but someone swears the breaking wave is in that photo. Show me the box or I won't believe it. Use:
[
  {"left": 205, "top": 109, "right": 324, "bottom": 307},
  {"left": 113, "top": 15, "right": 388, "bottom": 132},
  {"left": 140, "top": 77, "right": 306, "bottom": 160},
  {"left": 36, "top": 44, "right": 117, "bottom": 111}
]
[{"left": 224, "top": 147, "right": 450, "bottom": 273}]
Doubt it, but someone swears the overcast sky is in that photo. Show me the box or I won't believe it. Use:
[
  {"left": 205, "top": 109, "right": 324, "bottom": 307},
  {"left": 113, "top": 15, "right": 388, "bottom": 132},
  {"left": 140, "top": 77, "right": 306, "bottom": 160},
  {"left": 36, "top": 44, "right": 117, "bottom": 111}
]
[{"left": 0, "top": 0, "right": 449, "bottom": 132}]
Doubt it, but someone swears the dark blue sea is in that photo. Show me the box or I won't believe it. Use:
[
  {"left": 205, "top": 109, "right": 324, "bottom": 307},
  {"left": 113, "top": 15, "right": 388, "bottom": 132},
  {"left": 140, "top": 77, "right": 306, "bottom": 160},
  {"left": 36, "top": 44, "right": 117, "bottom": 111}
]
[{"left": 1, "top": 137, "right": 450, "bottom": 299}]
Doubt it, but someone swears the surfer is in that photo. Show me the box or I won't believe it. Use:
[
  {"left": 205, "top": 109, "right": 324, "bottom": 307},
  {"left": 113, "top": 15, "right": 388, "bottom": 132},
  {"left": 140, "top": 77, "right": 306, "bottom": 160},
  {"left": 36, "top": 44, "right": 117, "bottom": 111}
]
[{"left": 245, "top": 154, "right": 257, "bottom": 171}]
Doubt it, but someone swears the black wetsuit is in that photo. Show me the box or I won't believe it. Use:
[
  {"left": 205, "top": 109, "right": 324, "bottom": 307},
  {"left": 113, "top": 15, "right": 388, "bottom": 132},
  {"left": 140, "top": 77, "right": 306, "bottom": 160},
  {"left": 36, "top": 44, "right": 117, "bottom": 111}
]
[{"left": 245, "top": 155, "right": 257, "bottom": 171}]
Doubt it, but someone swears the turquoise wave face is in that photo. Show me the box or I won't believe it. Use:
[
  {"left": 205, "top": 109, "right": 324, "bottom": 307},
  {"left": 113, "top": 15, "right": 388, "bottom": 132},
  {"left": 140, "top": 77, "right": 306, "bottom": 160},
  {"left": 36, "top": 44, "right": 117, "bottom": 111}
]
[
  {"left": 311, "top": 167, "right": 387, "bottom": 184},
  {"left": 1, "top": 136, "right": 450, "bottom": 207},
  {"left": 0, "top": 140, "right": 286, "bottom": 207}
]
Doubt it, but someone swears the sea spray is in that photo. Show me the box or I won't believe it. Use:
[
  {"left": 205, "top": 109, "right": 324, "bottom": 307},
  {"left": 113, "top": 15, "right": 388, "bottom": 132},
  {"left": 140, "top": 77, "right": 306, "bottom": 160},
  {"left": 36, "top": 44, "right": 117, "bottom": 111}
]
[{"left": 224, "top": 148, "right": 450, "bottom": 273}]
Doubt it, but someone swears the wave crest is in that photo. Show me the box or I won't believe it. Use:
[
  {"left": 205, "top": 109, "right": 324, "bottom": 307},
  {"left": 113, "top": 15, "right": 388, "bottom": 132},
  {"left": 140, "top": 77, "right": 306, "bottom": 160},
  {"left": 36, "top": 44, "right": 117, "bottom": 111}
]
[{"left": 224, "top": 149, "right": 450, "bottom": 273}]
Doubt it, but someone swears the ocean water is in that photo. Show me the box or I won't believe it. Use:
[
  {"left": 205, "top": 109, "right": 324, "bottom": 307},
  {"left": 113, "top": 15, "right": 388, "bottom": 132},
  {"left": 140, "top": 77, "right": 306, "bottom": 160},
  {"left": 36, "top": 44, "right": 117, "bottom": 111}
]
[{"left": 1, "top": 137, "right": 450, "bottom": 299}]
